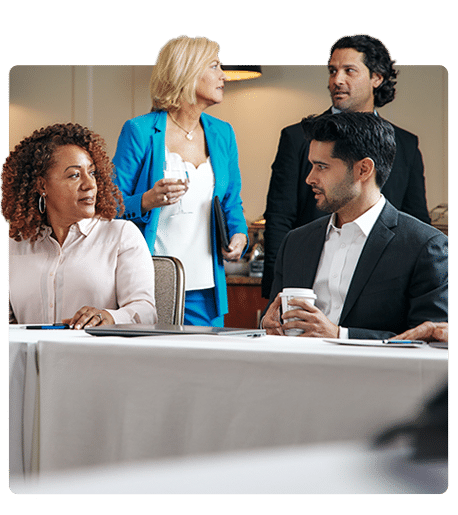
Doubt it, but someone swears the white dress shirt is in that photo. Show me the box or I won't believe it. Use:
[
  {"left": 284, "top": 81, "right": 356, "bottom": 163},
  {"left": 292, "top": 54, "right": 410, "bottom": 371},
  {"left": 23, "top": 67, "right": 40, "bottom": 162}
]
[
  {"left": 313, "top": 196, "right": 386, "bottom": 337},
  {"left": 9, "top": 217, "right": 157, "bottom": 325}
]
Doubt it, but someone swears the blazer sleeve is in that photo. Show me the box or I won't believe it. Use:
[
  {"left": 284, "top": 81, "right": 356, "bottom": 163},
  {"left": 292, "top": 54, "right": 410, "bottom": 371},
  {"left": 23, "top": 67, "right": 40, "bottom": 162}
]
[
  {"left": 260, "top": 230, "right": 288, "bottom": 320},
  {"left": 220, "top": 124, "right": 248, "bottom": 243},
  {"left": 386, "top": 127, "right": 431, "bottom": 224},
  {"left": 112, "top": 119, "right": 153, "bottom": 224},
  {"left": 405, "top": 232, "right": 448, "bottom": 327},
  {"left": 399, "top": 134, "right": 431, "bottom": 224},
  {"left": 262, "top": 127, "right": 305, "bottom": 297},
  {"left": 347, "top": 232, "right": 448, "bottom": 340}
]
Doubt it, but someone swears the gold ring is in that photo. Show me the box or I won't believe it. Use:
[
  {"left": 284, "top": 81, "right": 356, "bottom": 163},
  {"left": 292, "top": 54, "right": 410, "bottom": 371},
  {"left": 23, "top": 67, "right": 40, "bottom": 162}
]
[{"left": 163, "top": 194, "right": 168, "bottom": 203}]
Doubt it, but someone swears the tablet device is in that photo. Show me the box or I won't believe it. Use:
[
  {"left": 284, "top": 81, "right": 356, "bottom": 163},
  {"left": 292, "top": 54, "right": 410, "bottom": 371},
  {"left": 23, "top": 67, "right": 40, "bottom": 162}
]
[{"left": 86, "top": 323, "right": 265, "bottom": 338}]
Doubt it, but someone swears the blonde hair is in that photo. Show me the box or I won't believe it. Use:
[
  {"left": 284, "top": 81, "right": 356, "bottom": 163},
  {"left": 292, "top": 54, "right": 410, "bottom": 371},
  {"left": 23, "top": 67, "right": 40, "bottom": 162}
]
[{"left": 149, "top": 35, "right": 220, "bottom": 111}]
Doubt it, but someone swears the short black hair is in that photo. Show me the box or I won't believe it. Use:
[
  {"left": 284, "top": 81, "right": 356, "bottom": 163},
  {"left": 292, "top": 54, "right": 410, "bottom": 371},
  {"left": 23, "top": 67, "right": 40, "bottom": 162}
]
[
  {"left": 330, "top": 35, "right": 397, "bottom": 108},
  {"left": 301, "top": 112, "right": 396, "bottom": 188}
]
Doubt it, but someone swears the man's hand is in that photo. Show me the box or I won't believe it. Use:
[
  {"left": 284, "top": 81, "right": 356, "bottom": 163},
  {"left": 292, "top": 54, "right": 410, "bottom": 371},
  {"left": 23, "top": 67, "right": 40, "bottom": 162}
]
[
  {"left": 261, "top": 294, "right": 284, "bottom": 335},
  {"left": 393, "top": 321, "right": 448, "bottom": 343},
  {"left": 281, "top": 297, "right": 339, "bottom": 338},
  {"left": 262, "top": 295, "right": 339, "bottom": 338}
]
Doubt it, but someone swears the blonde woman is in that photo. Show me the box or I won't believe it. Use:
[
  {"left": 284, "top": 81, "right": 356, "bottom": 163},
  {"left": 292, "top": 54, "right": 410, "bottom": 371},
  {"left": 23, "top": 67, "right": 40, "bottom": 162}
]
[{"left": 113, "top": 36, "right": 248, "bottom": 326}]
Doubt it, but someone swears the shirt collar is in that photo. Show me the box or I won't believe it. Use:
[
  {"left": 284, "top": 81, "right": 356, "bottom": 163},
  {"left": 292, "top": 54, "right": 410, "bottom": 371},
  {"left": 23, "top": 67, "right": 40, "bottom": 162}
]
[
  {"left": 331, "top": 106, "right": 378, "bottom": 116},
  {"left": 36, "top": 217, "right": 99, "bottom": 243},
  {"left": 327, "top": 195, "right": 386, "bottom": 237},
  {"left": 73, "top": 217, "right": 99, "bottom": 236}
]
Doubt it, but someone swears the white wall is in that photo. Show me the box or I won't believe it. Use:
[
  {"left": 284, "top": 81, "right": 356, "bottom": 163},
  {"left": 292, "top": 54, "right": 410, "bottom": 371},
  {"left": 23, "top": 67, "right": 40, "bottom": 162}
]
[
  {"left": 9, "top": 65, "right": 447, "bottom": 223},
  {"left": 212, "top": 65, "right": 448, "bottom": 222}
]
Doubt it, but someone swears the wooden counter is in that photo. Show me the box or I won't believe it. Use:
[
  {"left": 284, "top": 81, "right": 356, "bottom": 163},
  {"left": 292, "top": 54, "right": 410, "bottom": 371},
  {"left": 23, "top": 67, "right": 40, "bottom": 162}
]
[
  {"left": 226, "top": 275, "right": 262, "bottom": 285},
  {"left": 225, "top": 274, "right": 268, "bottom": 329}
]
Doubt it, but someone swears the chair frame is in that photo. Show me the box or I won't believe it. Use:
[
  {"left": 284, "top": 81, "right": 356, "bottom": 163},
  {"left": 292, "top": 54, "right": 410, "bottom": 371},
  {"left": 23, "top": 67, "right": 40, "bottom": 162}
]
[{"left": 152, "top": 256, "right": 185, "bottom": 325}]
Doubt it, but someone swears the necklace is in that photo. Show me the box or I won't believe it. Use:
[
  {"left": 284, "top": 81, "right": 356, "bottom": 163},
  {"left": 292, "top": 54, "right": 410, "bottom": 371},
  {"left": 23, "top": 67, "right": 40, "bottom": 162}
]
[{"left": 168, "top": 112, "right": 200, "bottom": 141}]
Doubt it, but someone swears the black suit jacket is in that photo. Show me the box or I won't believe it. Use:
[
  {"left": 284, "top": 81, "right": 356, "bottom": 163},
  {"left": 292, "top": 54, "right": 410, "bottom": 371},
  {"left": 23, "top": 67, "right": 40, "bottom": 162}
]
[
  {"left": 262, "top": 111, "right": 431, "bottom": 297},
  {"left": 268, "top": 201, "right": 447, "bottom": 340}
]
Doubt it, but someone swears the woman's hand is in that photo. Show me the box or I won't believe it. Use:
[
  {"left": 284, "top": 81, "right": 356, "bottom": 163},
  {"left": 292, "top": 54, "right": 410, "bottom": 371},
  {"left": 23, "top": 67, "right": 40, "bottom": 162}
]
[
  {"left": 141, "top": 178, "right": 187, "bottom": 214},
  {"left": 63, "top": 306, "right": 115, "bottom": 330},
  {"left": 222, "top": 233, "right": 247, "bottom": 262}
]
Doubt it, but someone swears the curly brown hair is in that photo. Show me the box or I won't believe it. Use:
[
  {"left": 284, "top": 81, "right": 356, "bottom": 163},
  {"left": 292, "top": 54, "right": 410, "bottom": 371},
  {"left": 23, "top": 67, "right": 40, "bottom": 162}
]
[{"left": 2, "top": 123, "right": 124, "bottom": 242}]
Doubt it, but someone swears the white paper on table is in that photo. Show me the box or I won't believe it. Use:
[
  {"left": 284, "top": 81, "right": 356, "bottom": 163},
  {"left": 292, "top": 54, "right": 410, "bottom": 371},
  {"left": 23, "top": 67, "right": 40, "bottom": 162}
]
[{"left": 323, "top": 338, "right": 425, "bottom": 348}]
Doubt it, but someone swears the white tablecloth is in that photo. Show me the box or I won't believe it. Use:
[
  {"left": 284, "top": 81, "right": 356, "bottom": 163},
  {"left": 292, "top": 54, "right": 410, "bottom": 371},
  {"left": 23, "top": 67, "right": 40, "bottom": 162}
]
[
  {"left": 9, "top": 327, "right": 447, "bottom": 478},
  {"left": 11, "top": 441, "right": 447, "bottom": 494}
]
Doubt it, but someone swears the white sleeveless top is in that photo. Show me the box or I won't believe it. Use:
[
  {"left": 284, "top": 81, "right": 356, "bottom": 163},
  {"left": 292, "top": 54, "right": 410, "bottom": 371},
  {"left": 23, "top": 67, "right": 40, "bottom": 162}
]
[{"left": 154, "top": 148, "right": 215, "bottom": 291}]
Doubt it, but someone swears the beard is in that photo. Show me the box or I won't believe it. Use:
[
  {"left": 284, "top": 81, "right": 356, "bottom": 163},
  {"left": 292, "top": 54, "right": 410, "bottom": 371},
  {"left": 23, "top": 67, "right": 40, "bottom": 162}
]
[
  {"left": 314, "top": 170, "right": 358, "bottom": 213},
  {"left": 329, "top": 85, "right": 351, "bottom": 111}
]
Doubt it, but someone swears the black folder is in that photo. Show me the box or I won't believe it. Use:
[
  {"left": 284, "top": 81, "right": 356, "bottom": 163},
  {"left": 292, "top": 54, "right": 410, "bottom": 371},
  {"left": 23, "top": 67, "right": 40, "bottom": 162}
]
[{"left": 214, "top": 195, "right": 230, "bottom": 252}]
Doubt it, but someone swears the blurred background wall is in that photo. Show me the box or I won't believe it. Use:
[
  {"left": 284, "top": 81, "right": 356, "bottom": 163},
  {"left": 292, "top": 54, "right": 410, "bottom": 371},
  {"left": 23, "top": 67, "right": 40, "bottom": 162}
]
[{"left": 9, "top": 65, "right": 447, "bottom": 223}]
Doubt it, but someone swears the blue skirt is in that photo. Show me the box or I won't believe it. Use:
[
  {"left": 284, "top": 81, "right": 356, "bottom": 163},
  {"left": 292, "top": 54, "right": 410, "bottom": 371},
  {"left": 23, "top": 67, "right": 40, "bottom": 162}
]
[{"left": 184, "top": 288, "right": 225, "bottom": 327}]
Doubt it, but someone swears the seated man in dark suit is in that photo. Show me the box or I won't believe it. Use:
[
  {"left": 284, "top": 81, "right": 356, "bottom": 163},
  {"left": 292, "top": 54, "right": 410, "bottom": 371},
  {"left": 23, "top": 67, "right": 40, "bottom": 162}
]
[
  {"left": 262, "top": 112, "right": 447, "bottom": 340},
  {"left": 262, "top": 35, "right": 431, "bottom": 298}
]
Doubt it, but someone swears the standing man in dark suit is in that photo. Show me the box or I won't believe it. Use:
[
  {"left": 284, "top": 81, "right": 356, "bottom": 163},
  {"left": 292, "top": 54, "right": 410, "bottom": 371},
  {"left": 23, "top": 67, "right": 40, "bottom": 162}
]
[
  {"left": 262, "top": 112, "right": 447, "bottom": 340},
  {"left": 262, "top": 35, "right": 431, "bottom": 298}
]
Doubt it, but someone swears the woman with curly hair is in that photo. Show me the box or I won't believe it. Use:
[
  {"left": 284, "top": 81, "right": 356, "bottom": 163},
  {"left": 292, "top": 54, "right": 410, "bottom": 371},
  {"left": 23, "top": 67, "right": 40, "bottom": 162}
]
[
  {"left": 3, "top": 123, "right": 157, "bottom": 328},
  {"left": 112, "top": 35, "right": 248, "bottom": 327}
]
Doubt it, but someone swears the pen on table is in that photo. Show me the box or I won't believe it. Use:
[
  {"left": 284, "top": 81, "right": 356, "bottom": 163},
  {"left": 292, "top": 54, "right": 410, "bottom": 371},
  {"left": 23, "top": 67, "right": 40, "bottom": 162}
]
[
  {"left": 25, "top": 323, "right": 70, "bottom": 330},
  {"left": 382, "top": 339, "right": 425, "bottom": 345}
]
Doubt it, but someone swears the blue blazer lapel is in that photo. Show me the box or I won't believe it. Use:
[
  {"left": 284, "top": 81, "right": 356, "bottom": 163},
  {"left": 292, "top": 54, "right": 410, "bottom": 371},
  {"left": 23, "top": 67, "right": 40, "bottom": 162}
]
[
  {"left": 200, "top": 113, "right": 223, "bottom": 195},
  {"left": 339, "top": 202, "right": 398, "bottom": 324},
  {"left": 150, "top": 111, "right": 166, "bottom": 182}
]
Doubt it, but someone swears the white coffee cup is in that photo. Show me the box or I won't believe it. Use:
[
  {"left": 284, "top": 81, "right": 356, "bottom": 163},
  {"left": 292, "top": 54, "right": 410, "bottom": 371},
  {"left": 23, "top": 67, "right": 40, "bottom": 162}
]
[{"left": 280, "top": 288, "right": 317, "bottom": 336}]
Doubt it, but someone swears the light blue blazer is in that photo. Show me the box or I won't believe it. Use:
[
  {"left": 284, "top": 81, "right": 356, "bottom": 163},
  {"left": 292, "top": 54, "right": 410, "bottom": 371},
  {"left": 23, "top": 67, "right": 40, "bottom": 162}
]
[{"left": 112, "top": 110, "right": 248, "bottom": 317}]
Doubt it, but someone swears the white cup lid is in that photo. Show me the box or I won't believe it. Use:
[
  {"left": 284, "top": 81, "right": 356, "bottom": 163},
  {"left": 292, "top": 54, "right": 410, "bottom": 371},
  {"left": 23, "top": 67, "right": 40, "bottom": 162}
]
[{"left": 280, "top": 288, "right": 316, "bottom": 299}]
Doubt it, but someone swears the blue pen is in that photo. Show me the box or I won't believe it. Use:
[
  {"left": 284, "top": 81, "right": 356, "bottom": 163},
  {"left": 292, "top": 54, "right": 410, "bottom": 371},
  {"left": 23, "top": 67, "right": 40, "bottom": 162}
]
[
  {"left": 25, "top": 323, "right": 70, "bottom": 330},
  {"left": 382, "top": 339, "right": 425, "bottom": 345}
]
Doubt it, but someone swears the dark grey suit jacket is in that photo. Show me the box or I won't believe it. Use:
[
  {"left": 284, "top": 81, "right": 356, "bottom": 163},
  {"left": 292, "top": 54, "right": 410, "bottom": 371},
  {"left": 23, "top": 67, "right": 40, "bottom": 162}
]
[
  {"left": 262, "top": 112, "right": 431, "bottom": 298},
  {"left": 268, "top": 201, "right": 447, "bottom": 339}
]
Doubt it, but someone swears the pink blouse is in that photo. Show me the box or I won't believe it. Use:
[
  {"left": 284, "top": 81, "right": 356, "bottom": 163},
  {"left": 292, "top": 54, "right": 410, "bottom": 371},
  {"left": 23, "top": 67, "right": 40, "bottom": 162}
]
[{"left": 9, "top": 217, "right": 157, "bottom": 325}]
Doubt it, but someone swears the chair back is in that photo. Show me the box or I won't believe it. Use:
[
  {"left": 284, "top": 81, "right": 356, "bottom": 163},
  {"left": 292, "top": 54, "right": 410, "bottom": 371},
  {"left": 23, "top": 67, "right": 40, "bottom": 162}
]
[{"left": 152, "top": 256, "right": 185, "bottom": 325}]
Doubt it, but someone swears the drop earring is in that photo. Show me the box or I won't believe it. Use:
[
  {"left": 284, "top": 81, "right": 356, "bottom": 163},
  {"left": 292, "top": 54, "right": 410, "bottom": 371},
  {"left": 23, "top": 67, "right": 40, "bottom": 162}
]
[{"left": 38, "top": 193, "right": 46, "bottom": 214}]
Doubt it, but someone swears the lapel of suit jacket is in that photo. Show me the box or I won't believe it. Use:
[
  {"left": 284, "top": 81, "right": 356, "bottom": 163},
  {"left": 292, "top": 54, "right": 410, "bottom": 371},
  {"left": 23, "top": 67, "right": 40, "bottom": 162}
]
[
  {"left": 339, "top": 201, "right": 398, "bottom": 324},
  {"left": 302, "top": 218, "right": 329, "bottom": 287}
]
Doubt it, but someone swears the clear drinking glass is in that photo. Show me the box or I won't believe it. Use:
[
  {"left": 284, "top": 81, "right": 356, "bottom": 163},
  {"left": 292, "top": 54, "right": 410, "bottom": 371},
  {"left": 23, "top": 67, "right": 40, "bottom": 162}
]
[{"left": 163, "top": 161, "right": 192, "bottom": 216}]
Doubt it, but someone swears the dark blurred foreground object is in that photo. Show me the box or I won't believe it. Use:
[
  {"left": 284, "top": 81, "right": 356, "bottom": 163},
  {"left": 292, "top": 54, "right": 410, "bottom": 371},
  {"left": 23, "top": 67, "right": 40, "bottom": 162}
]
[{"left": 373, "top": 384, "right": 447, "bottom": 461}]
